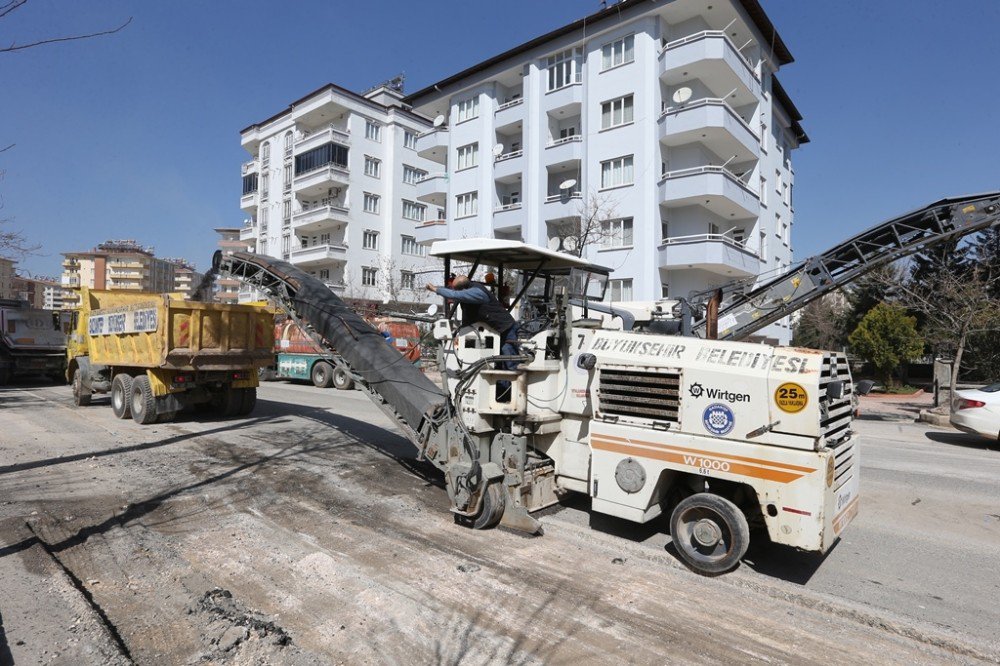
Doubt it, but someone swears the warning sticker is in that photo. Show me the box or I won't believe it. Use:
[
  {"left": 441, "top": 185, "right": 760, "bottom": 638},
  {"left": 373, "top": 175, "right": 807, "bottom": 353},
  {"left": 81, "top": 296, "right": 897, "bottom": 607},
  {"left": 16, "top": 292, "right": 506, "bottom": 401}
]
[{"left": 775, "top": 382, "right": 808, "bottom": 413}]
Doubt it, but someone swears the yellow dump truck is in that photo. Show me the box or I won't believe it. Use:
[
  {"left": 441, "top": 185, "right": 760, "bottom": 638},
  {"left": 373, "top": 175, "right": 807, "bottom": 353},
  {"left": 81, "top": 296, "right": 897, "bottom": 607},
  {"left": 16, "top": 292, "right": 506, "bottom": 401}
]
[{"left": 67, "top": 288, "right": 274, "bottom": 424}]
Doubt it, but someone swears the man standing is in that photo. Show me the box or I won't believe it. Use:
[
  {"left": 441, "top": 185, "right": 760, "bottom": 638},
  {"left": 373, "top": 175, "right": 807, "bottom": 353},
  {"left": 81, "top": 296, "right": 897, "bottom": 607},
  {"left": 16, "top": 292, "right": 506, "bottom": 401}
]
[{"left": 426, "top": 275, "right": 519, "bottom": 365}]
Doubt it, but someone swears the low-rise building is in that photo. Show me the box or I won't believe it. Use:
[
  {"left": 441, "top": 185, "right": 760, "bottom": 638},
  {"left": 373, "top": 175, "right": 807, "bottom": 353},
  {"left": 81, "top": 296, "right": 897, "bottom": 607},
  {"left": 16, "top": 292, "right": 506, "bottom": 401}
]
[
  {"left": 165, "top": 259, "right": 205, "bottom": 298},
  {"left": 11, "top": 275, "right": 68, "bottom": 309},
  {"left": 61, "top": 240, "right": 177, "bottom": 307},
  {"left": 0, "top": 257, "right": 15, "bottom": 300},
  {"left": 215, "top": 227, "right": 244, "bottom": 304}
]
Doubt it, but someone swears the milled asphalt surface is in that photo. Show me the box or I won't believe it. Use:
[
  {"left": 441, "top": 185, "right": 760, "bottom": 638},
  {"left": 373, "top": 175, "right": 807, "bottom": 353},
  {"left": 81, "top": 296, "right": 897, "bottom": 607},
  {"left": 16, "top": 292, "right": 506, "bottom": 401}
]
[{"left": 1, "top": 380, "right": 997, "bottom": 663}]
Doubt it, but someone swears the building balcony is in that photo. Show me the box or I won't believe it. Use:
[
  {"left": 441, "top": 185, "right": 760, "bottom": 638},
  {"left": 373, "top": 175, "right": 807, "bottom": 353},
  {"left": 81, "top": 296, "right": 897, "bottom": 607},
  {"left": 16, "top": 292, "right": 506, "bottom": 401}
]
[
  {"left": 544, "top": 82, "right": 583, "bottom": 115},
  {"left": 658, "top": 99, "right": 758, "bottom": 163},
  {"left": 293, "top": 163, "right": 350, "bottom": 197},
  {"left": 291, "top": 205, "right": 350, "bottom": 233},
  {"left": 414, "top": 219, "right": 447, "bottom": 246},
  {"left": 543, "top": 192, "right": 583, "bottom": 220},
  {"left": 659, "top": 30, "right": 761, "bottom": 101},
  {"left": 494, "top": 97, "right": 524, "bottom": 129},
  {"left": 289, "top": 243, "right": 348, "bottom": 267},
  {"left": 239, "top": 224, "right": 258, "bottom": 242},
  {"left": 493, "top": 203, "right": 524, "bottom": 232},
  {"left": 493, "top": 150, "right": 523, "bottom": 181},
  {"left": 544, "top": 135, "right": 583, "bottom": 165},
  {"left": 415, "top": 172, "right": 448, "bottom": 205},
  {"left": 657, "top": 234, "right": 760, "bottom": 277},
  {"left": 658, "top": 166, "right": 760, "bottom": 220},
  {"left": 294, "top": 125, "right": 350, "bottom": 155},
  {"left": 416, "top": 127, "right": 449, "bottom": 163},
  {"left": 240, "top": 191, "right": 258, "bottom": 213},
  {"left": 241, "top": 159, "right": 258, "bottom": 176}
]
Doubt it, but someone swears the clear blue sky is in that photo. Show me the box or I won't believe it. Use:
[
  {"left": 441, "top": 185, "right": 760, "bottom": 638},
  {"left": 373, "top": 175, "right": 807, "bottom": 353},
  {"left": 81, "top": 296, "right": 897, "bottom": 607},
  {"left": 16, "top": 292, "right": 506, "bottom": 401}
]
[{"left": 4, "top": 0, "right": 999, "bottom": 278}]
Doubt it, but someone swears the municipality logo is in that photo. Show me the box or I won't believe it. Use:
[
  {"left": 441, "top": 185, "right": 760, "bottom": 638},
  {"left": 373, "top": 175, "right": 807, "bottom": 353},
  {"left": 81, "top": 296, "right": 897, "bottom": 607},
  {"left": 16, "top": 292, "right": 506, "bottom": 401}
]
[{"left": 702, "top": 403, "right": 735, "bottom": 436}]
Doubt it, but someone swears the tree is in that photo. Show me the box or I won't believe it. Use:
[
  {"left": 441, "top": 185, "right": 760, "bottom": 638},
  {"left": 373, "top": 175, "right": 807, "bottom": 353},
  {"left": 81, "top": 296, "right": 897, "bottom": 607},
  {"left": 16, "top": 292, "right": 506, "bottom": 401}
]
[
  {"left": 848, "top": 302, "right": 923, "bottom": 388},
  {"left": 792, "top": 294, "right": 849, "bottom": 351},
  {"left": 842, "top": 262, "right": 904, "bottom": 336},
  {"left": 0, "top": 1, "right": 132, "bottom": 54},
  {"left": 549, "top": 192, "right": 619, "bottom": 257}
]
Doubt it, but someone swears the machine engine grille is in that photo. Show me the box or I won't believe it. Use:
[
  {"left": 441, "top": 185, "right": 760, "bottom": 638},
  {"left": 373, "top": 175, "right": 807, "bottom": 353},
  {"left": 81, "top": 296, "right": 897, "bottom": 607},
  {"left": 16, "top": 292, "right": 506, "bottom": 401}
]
[
  {"left": 819, "top": 353, "right": 854, "bottom": 444},
  {"left": 597, "top": 368, "right": 681, "bottom": 424}
]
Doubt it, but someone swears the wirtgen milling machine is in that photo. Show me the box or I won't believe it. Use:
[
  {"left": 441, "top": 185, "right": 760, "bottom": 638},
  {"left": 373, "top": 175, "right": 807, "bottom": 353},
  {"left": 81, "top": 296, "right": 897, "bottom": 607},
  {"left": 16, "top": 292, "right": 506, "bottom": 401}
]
[{"left": 217, "top": 192, "right": 999, "bottom": 574}]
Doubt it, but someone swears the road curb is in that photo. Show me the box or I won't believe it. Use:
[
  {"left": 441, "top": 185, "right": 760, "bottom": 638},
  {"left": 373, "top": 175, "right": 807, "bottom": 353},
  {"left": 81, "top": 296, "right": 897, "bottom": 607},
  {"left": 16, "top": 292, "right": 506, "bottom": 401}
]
[{"left": 917, "top": 409, "right": 953, "bottom": 428}]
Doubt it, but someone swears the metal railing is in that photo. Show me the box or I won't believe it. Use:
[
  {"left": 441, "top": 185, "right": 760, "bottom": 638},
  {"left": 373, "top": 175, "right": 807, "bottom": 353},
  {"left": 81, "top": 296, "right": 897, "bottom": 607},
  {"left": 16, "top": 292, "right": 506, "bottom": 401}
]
[
  {"left": 659, "top": 232, "right": 756, "bottom": 255},
  {"left": 495, "top": 149, "right": 523, "bottom": 162},
  {"left": 547, "top": 134, "right": 582, "bottom": 147},
  {"left": 494, "top": 202, "right": 522, "bottom": 212},
  {"left": 495, "top": 97, "right": 524, "bottom": 112},
  {"left": 659, "top": 98, "right": 759, "bottom": 138},
  {"left": 417, "top": 126, "right": 449, "bottom": 139},
  {"left": 417, "top": 171, "right": 448, "bottom": 183},
  {"left": 659, "top": 30, "right": 760, "bottom": 82},
  {"left": 659, "top": 165, "right": 759, "bottom": 198},
  {"left": 545, "top": 192, "right": 582, "bottom": 202}
]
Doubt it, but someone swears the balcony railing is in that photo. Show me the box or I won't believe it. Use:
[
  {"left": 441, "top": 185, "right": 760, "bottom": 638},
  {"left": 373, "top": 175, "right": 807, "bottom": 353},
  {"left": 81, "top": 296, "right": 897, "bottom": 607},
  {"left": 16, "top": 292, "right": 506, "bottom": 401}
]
[
  {"left": 496, "top": 97, "right": 524, "bottom": 112},
  {"left": 494, "top": 149, "right": 523, "bottom": 162},
  {"left": 494, "top": 202, "right": 523, "bottom": 212},
  {"left": 241, "top": 160, "right": 257, "bottom": 175},
  {"left": 659, "top": 98, "right": 758, "bottom": 138},
  {"left": 659, "top": 165, "right": 758, "bottom": 198},
  {"left": 659, "top": 30, "right": 760, "bottom": 83},
  {"left": 547, "top": 135, "right": 582, "bottom": 147},
  {"left": 660, "top": 232, "right": 755, "bottom": 254},
  {"left": 545, "top": 192, "right": 582, "bottom": 203}
]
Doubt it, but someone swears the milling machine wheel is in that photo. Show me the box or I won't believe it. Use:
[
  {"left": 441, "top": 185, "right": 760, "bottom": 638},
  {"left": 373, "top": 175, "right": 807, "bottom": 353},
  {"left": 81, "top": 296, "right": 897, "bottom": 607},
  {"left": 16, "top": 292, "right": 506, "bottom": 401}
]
[
  {"left": 471, "top": 483, "right": 506, "bottom": 531},
  {"left": 670, "top": 492, "right": 750, "bottom": 575}
]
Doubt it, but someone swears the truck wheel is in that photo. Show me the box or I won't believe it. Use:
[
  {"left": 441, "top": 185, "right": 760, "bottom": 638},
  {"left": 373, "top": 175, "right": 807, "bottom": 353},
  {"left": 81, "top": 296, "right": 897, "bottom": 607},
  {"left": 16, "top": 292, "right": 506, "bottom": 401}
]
[
  {"left": 471, "top": 483, "right": 506, "bottom": 530},
  {"left": 72, "top": 370, "right": 91, "bottom": 406},
  {"left": 111, "top": 374, "right": 134, "bottom": 419},
  {"left": 238, "top": 387, "right": 257, "bottom": 416},
  {"left": 332, "top": 367, "right": 354, "bottom": 391},
  {"left": 130, "top": 375, "right": 158, "bottom": 425},
  {"left": 670, "top": 493, "right": 750, "bottom": 575},
  {"left": 221, "top": 387, "right": 243, "bottom": 417},
  {"left": 0, "top": 366, "right": 10, "bottom": 386},
  {"left": 311, "top": 361, "right": 333, "bottom": 388}
]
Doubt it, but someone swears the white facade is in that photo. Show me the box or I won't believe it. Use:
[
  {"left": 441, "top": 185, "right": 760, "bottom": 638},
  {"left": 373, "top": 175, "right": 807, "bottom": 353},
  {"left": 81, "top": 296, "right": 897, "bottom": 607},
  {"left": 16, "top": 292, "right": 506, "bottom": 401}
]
[
  {"left": 405, "top": 0, "right": 805, "bottom": 343},
  {"left": 239, "top": 83, "right": 438, "bottom": 305}
]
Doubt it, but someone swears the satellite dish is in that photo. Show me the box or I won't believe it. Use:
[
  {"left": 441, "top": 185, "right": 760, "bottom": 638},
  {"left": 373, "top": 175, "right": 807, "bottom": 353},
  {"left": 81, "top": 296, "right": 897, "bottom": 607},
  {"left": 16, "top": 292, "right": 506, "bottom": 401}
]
[
  {"left": 492, "top": 143, "right": 505, "bottom": 157},
  {"left": 426, "top": 303, "right": 439, "bottom": 317},
  {"left": 559, "top": 178, "right": 577, "bottom": 190},
  {"left": 432, "top": 114, "right": 445, "bottom": 128},
  {"left": 562, "top": 236, "right": 579, "bottom": 253},
  {"left": 547, "top": 236, "right": 561, "bottom": 251},
  {"left": 672, "top": 87, "right": 693, "bottom": 104}
]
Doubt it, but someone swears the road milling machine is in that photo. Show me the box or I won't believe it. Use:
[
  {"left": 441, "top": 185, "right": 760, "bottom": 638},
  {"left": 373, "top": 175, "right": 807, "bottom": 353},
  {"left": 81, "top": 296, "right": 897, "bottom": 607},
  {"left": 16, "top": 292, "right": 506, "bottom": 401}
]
[{"left": 216, "top": 192, "right": 1000, "bottom": 574}]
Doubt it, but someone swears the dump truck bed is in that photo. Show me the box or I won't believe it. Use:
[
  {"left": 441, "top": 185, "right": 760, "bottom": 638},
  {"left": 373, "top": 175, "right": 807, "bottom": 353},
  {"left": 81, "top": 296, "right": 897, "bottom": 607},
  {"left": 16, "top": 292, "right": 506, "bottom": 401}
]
[{"left": 79, "top": 289, "right": 273, "bottom": 371}]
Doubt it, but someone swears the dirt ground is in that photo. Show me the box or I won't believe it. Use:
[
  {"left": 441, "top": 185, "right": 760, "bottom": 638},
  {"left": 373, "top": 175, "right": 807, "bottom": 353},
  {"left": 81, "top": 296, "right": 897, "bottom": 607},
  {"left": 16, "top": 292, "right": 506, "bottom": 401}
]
[{"left": 1, "top": 381, "right": 997, "bottom": 665}]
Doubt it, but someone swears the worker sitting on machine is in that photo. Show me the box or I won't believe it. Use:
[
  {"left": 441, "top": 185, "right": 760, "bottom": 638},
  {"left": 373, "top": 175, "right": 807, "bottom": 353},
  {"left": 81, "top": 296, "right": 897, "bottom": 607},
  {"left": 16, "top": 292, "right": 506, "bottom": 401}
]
[{"left": 426, "top": 275, "right": 520, "bottom": 399}]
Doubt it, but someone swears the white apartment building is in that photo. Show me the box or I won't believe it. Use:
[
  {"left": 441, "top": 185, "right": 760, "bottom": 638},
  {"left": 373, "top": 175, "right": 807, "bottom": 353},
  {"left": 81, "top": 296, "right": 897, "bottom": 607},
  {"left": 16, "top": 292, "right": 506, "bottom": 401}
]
[
  {"left": 239, "top": 80, "right": 439, "bottom": 306},
  {"left": 404, "top": 0, "right": 806, "bottom": 343}
]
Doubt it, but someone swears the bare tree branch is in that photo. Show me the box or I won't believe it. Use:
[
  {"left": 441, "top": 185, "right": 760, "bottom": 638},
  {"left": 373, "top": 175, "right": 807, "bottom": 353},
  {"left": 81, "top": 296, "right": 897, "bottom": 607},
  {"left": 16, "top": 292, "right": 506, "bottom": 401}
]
[
  {"left": 0, "top": 0, "right": 26, "bottom": 20},
  {"left": 0, "top": 143, "right": 14, "bottom": 153},
  {"left": 1, "top": 15, "right": 132, "bottom": 53}
]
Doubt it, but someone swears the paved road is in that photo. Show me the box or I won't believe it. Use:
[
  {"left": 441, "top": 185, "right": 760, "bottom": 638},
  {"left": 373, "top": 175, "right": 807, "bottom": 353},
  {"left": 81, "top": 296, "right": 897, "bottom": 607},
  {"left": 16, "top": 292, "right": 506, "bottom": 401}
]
[{"left": 1, "top": 380, "right": 997, "bottom": 664}]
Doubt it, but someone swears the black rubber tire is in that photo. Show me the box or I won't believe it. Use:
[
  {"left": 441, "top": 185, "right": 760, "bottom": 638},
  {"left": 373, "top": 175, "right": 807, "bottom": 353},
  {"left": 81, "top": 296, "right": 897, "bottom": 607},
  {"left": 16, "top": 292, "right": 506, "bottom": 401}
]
[
  {"left": 221, "top": 387, "right": 243, "bottom": 417},
  {"left": 130, "top": 375, "right": 158, "bottom": 425},
  {"left": 311, "top": 361, "right": 333, "bottom": 388},
  {"left": 332, "top": 367, "right": 354, "bottom": 391},
  {"left": 670, "top": 493, "right": 750, "bottom": 575},
  {"left": 72, "top": 370, "right": 91, "bottom": 406},
  {"left": 0, "top": 366, "right": 11, "bottom": 386},
  {"left": 471, "top": 483, "right": 506, "bottom": 530},
  {"left": 111, "top": 374, "right": 134, "bottom": 419},
  {"left": 157, "top": 411, "right": 178, "bottom": 423},
  {"left": 238, "top": 387, "right": 257, "bottom": 416}
]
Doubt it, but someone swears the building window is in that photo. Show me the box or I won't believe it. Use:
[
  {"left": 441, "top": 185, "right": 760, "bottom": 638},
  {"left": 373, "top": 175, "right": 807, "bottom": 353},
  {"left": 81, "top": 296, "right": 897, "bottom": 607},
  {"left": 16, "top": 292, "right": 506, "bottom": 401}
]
[
  {"left": 456, "top": 192, "right": 478, "bottom": 218},
  {"left": 402, "top": 235, "right": 425, "bottom": 256},
  {"left": 600, "top": 155, "right": 634, "bottom": 189},
  {"left": 363, "top": 230, "right": 379, "bottom": 250},
  {"left": 283, "top": 164, "right": 292, "bottom": 192},
  {"left": 601, "top": 217, "right": 633, "bottom": 248},
  {"left": 260, "top": 171, "right": 269, "bottom": 199},
  {"left": 402, "top": 200, "right": 426, "bottom": 221},
  {"left": 294, "top": 142, "right": 348, "bottom": 175},
  {"left": 363, "top": 192, "right": 380, "bottom": 214},
  {"left": 403, "top": 165, "right": 427, "bottom": 185},
  {"left": 601, "top": 34, "right": 634, "bottom": 70},
  {"left": 760, "top": 122, "right": 768, "bottom": 152},
  {"left": 608, "top": 278, "right": 633, "bottom": 302},
  {"left": 404, "top": 130, "right": 417, "bottom": 149},
  {"left": 661, "top": 283, "right": 670, "bottom": 298},
  {"left": 601, "top": 94, "right": 634, "bottom": 130},
  {"left": 242, "top": 173, "right": 258, "bottom": 195},
  {"left": 782, "top": 181, "right": 790, "bottom": 207},
  {"left": 319, "top": 268, "right": 330, "bottom": 281},
  {"left": 775, "top": 170, "right": 782, "bottom": 194},
  {"left": 365, "top": 120, "right": 382, "bottom": 142},
  {"left": 282, "top": 199, "right": 291, "bottom": 225},
  {"left": 362, "top": 267, "right": 378, "bottom": 286},
  {"left": 284, "top": 131, "right": 293, "bottom": 155},
  {"left": 259, "top": 239, "right": 268, "bottom": 254},
  {"left": 362, "top": 155, "right": 380, "bottom": 178},
  {"left": 456, "top": 143, "right": 478, "bottom": 170},
  {"left": 457, "top": 96, "right": 479, "bottom": 122},
  {"left": 759, "top": 175, "right": 768, "bottom": 207},
  {"left": 281, "top": 234, "right": 290, "bottom": 256},
  {"left": 661, "top": 218, "right": 669, "bottom": 243},
  {"left": 546, "top": 48, "right": 580, "bottom": 91},
  {"left": 260, "top": 208, "right": 268, "bottom": 231},
  {"left": 261, "top": 141, "right": 270, "bottom": 166},
  {"left": 400, "top": 270, "right": 415, "bottom": 290}
]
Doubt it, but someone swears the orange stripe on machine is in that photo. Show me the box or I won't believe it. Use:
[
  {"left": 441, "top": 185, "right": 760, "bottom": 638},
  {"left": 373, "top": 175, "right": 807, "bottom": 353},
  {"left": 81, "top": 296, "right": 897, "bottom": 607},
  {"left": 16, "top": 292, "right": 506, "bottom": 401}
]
[
  {"left": 591, "top": 438, "right": 808, "bottom": 484},
  {"left": 832, "top": 496, "right": 859, "bottom": 535},
  {"left": 593, "top": 432, "right": 817, "bottom": 474}
]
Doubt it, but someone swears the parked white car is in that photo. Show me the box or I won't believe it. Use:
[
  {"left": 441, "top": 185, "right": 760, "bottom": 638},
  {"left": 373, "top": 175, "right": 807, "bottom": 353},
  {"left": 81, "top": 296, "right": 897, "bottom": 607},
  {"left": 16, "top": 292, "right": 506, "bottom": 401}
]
[{"left": 950, "top": 382, "right": 1000, "bottom": 440}]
